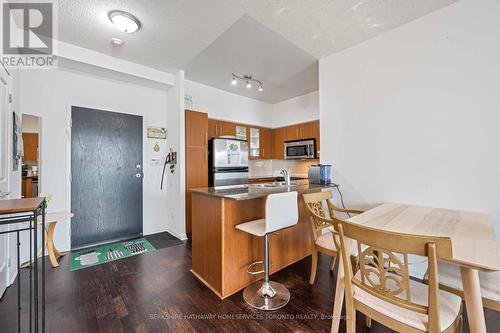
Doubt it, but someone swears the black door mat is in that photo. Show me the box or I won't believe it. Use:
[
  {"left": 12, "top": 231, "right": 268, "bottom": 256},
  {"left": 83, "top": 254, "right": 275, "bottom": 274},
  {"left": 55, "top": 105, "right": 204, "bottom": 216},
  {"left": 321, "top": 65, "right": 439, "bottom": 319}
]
[{"left": 144, "top": 232, "right": 184, "bottom": 250}]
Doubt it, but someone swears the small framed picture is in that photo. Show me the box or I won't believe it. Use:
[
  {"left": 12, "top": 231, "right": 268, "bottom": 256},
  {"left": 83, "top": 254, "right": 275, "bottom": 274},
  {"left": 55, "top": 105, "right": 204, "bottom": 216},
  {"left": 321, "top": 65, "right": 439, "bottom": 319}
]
[{"left": 147, "top": 127, "right": 167, "bottom": 139}]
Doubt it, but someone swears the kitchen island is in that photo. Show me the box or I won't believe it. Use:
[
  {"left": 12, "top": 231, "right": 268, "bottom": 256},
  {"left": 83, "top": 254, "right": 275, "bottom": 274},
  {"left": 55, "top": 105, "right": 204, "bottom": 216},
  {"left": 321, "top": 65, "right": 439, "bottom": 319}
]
[{"left": 190, "top": 182, "right": 335, "bottom": 298}]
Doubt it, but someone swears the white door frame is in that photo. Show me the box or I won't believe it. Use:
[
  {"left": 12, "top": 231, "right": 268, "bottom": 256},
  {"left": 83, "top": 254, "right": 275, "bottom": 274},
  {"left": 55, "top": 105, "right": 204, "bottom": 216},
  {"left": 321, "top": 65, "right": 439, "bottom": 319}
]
[{"left": 0, "top": 64, "right": 12, "bottom": 297}]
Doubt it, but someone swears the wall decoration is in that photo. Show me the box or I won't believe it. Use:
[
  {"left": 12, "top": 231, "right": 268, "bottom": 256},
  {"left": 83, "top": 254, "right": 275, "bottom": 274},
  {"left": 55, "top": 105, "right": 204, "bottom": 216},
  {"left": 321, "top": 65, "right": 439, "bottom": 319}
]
[{"left": 147, "top": 127, "right": 167, "bottom": 139}]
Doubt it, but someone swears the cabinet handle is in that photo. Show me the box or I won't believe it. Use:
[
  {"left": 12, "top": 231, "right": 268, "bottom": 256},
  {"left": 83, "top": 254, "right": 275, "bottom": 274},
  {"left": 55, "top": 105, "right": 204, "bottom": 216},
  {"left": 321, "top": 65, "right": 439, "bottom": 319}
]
[
  {"left": 296, "top": 128, "right": 299, "bottom": 138},
  {"left": 301, "top": 128, "right": 304, "bottom": 138},
  {"left": 262, "top": 148, "right": 264, "bottom": 157},
  {"left": 205, "top": 133, "right": 208, "bottom": 144},
  {"left": 205, "top": 150, "right": 208, "bottom": 161}
]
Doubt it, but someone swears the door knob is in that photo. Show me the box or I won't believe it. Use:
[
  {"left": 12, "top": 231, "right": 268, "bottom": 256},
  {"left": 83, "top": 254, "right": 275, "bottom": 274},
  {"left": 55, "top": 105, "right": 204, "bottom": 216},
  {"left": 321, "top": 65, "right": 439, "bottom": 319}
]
[{"left": 135, "top": 173, "right": 143, "bottom": 178}]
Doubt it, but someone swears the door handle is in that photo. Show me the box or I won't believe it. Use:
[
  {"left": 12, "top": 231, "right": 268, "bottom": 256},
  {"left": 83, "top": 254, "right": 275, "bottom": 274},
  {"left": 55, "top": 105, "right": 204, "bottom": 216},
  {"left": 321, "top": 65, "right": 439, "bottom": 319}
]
[{"left": 135, "top": 173, "right": 143, "bottom": 178}]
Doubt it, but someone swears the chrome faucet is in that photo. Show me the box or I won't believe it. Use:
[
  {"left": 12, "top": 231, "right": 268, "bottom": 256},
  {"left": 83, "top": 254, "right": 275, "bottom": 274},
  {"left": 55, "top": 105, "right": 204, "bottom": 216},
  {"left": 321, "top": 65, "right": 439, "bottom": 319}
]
[{"left": 280, "top": 169, "right": 291, "bottom": 187}]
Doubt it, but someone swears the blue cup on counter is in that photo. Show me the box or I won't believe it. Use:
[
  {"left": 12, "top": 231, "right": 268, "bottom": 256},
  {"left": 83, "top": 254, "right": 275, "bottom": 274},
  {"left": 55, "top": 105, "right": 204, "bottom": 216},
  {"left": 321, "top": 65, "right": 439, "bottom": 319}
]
[{"left": 308, "top": 164, "right": 332, "bottom": 185}]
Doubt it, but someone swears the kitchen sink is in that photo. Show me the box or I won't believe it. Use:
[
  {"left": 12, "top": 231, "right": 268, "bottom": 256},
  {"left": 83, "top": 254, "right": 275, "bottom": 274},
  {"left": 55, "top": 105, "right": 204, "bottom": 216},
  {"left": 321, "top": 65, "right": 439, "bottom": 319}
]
[{"left": 251, "top": 182, "right": 297, "bottom": 188}]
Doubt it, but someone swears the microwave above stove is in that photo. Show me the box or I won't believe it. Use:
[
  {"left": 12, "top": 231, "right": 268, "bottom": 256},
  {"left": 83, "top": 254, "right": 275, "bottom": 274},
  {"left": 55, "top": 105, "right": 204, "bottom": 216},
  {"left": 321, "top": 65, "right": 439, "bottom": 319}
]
[{"left": 284, "top": 139, "right": 316, "bottom": 160}]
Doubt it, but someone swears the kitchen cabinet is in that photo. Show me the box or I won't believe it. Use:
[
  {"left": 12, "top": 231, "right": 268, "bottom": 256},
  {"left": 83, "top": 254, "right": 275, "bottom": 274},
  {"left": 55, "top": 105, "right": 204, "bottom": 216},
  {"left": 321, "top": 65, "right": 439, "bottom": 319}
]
[
  {"left": 185, "top": 110, "right": 209, "bottom": 235},
  {"left": 272, "top": 127, "right": 286, "bottom": 159},
  {"left": 208, "top": 119, "right": 235, "bottom": 137},
  {"left": 248, "top": 127, "right": 260, "bottom": 158},
  {"left": 272, "top": 120, "right": 320, "bottom": 159},
  {"left": 260, "top": 127, "right": 272, "bottom": 159},
  {"left": 22, "top": 133, "right": 39, "bottom": 162}
]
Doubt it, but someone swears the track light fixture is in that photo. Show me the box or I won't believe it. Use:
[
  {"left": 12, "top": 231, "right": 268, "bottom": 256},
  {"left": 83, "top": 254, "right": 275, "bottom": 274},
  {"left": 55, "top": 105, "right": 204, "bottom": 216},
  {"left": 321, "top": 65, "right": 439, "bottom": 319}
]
[{"left": 231, "top": 73, "right": 263, "bottom": 92}]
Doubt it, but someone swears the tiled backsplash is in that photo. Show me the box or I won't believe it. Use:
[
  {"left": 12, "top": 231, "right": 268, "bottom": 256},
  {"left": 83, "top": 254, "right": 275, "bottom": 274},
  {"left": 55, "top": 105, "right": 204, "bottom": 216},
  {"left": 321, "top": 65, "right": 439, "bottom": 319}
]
[{"left": 249, "top": 159, "right": 318, "bottom": 178}]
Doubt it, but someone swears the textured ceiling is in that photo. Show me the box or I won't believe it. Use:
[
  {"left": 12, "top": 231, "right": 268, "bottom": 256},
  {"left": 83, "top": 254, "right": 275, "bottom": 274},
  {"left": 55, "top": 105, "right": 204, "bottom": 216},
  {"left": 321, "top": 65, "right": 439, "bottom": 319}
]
[{"left": 58, "top": 0, "right": 457, "bottom": 101}]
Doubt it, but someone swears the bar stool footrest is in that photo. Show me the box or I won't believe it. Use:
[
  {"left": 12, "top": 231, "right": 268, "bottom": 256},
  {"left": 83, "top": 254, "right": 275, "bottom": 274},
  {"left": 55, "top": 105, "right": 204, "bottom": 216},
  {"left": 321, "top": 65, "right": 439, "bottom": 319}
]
[{"left": 247, "top": 260, "right": 273, "bottom": 275}]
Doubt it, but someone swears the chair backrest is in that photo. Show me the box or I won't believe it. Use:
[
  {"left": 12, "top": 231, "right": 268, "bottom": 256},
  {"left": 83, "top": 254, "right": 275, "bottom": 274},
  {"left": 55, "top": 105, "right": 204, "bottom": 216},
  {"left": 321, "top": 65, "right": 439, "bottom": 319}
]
[
  {"left": 332, "top": 217, "right": 453, "bottom": 332},
  {"left": 303, "top": 191, "right": 334, "bottom": 242},
  {"left": 265, "top": 191, "right": 298, "bottom": 234}
]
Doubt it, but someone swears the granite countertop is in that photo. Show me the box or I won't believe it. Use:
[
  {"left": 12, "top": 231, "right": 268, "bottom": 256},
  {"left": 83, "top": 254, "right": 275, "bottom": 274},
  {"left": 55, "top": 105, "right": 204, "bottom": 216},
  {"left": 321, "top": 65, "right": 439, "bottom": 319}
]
[{"left": 190, "top": 181, "right": 338, "bottom": 201}]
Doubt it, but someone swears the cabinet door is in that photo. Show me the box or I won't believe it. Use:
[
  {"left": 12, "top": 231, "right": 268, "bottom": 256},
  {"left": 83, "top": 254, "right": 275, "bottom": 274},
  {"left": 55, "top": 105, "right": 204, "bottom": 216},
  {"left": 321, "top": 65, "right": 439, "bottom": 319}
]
[
  {"left": 248, "top": 127, "right": 260, "bottom": 159},
  {"left": 313, "top": 120, "right": 320, "bottom": 156},
  {"left": 272, "top": 127, "right": 286, "bottom": 159},
  {"left": 208, "top": 119, "right": 219, "bottom": 138},
  {"left": 260, "top": 127, "right": 272, "bottom": 159},
  {"left": 185, "top": 146, "right": 208, "bottom": 234},
  {"left": 22, "top": 133, "right": 38, "bottom": 162},
  {"left": 186, "top": 110, "right": 208, "bottom": 146},
  {"left": 285, "top": 124, "right": 300, "bottom": 141},
  {"left": 185, "top": 110, "right": 209, "bottom": 236},
  {"left": 221, "top": 121, "right": 236, "bottom": 137},
  {"left": 300, "top": 121, "right": 317, "bottom": 140}
]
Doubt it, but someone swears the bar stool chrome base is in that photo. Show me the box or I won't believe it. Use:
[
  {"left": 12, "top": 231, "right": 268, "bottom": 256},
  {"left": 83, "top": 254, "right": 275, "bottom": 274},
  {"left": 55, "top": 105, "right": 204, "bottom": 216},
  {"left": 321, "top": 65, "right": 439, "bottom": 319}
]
[{"left": 243, "top": 281, "right": 290, "bottom": 311}]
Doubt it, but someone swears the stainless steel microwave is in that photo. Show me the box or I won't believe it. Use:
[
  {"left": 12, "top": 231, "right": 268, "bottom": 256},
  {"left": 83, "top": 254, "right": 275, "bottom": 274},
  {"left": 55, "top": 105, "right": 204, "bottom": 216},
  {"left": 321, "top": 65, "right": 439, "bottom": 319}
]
[{"left": 284, "top": 139, "right": 316, "bottom": 159}]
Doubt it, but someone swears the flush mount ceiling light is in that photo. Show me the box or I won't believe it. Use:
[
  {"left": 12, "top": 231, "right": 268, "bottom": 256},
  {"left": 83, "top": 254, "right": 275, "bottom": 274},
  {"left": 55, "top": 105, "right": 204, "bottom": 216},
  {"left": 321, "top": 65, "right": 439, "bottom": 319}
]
[
  {"left": 108, "top": 11, "right": 141, "bottom": 33},
  {"left": 231, "top": 73, "right": 263, "bottom": 92},
  {"left": 110, "top": 38, "right": 124, "bottom": 46}
]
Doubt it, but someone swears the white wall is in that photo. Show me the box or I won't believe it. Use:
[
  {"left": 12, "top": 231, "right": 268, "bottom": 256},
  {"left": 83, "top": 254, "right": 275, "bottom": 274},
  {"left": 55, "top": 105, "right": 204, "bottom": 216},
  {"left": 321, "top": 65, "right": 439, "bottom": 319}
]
[
  {"left": 272, "top": 91, "right": 319, "bottom": 128},
  {"left": 185, "top": 80, "right": 319, "bottom": 128},
  {"left": 21, "top": 114, "right": 40, "bottom": 133},
  {"left": 166, "top": 71, "right": 187, "bottom": 239},
  {"left": 19, "top": 67, "right": 171, "bottom": 252},
  {"left": 319, "top": 0, "right": 500, "bottom": 244},
  {"left": 185, "top": 80, "right": 273, "bottom": 126}
]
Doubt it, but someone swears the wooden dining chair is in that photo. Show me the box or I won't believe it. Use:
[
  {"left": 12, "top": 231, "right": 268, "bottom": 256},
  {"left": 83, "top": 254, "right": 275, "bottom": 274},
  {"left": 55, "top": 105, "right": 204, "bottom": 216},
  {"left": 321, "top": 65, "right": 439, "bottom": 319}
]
[
  {"left": 423, "top": 261, "right": 500, "bottom": 311},
  {"left": 332, "top": 217, "right": 463, "bottom": 333},
  {"left": 303, "top": 191, "right": 363, "bottom": 285}
]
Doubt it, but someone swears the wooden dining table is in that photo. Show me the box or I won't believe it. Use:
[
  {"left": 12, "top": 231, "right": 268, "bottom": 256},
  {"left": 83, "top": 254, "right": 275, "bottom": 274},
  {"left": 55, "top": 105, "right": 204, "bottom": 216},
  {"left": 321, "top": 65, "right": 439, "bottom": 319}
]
[{"left": 331, "top": 203, "right": 500, "bottom": 333}]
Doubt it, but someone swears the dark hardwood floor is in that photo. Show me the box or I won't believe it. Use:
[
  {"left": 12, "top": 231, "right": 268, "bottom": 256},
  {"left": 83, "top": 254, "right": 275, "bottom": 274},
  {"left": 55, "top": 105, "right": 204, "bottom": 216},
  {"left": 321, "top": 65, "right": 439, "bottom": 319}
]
[{"left": 0, "top": 241, "right": 499, "bottom": 332}]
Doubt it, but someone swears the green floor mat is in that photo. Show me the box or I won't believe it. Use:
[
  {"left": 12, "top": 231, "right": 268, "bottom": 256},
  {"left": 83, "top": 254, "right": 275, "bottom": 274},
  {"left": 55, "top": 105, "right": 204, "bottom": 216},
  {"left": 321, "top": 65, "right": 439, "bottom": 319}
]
[{"left": 70, "top": 238, "right": 156, "bottom": 271}]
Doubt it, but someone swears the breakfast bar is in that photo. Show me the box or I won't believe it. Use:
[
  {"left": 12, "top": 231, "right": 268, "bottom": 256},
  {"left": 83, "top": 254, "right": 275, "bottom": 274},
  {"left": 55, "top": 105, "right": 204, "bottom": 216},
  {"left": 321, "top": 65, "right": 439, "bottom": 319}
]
[{"left": 190, "top": 182, "right": 333, "bottom": 298}]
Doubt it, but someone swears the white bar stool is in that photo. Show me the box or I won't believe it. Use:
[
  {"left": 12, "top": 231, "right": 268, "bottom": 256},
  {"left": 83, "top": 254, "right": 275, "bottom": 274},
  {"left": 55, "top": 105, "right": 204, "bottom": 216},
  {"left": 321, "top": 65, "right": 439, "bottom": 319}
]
[{"left": 235, "top": 191, "right": 299, "bottom": 310}]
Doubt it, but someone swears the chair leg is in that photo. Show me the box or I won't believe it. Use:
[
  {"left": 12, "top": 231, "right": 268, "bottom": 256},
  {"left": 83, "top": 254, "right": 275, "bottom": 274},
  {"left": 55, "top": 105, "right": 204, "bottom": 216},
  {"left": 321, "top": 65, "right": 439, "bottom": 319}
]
[
  {"left": 346, "top": 307, "right": 356, "bottom": 333},
  {"left": 330, "top": 255, "right": 337, "bottom": 271},
  {"left": 309, "top": 250, "right": 318, "bottom": 285}
]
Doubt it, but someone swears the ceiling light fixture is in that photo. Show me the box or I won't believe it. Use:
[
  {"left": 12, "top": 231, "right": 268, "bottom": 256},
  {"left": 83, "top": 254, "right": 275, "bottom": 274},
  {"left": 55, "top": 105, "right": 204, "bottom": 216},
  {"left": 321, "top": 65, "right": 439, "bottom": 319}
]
[
  {"left": 108, "top": 11, "right": 141, "bottom": 33},
  {"left": 231, "top": 73, "right": 263, "bottom": 92},
  {"left": 110, "top": 38, "right": 124, "bottom": 46}
]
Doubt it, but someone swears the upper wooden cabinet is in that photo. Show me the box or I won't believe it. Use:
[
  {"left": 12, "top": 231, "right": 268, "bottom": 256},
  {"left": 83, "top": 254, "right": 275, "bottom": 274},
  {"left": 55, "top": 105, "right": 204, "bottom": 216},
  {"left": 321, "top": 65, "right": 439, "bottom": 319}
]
[
  {"left": 260, "top": 127, "right": 272, "bottom": 159},
  {"left": 273, "top": 120, "right": 320, "bottom": 158},
  {"left": 272, "top": 127, "right": 286, "bottom": 159},
  {"left": 186, "top": 111, "right": 209, "bottom": 147},
  {"left": 22, "top": 133, "right": 39, "bottom": 162},
  {"left": 208, "top": 119, "right": 236, "bottom": 137},
  {"left": 207, "top": 117, "right": 319, "bottom": 160}
]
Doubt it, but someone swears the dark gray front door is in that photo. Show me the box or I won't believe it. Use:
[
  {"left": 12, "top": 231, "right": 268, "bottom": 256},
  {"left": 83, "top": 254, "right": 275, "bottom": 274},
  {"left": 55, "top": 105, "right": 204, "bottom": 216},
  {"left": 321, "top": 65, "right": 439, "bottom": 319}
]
[{"left": 71, "top": 106, "right": 143, "bottom": 249}]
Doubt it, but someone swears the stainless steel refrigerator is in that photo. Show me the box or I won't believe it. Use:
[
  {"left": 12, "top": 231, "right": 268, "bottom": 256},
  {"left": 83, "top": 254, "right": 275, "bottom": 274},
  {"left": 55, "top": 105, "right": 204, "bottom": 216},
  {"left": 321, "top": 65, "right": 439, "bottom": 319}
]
[{"left": 208, "top": 137, "right": 249, "bottom": 186}]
